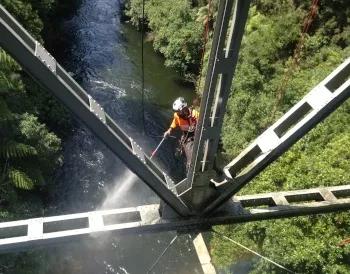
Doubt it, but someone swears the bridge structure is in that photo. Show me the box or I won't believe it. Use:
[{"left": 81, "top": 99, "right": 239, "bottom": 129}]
[{"left": 0, "top": 0, "right": 349, "bottom": 263}]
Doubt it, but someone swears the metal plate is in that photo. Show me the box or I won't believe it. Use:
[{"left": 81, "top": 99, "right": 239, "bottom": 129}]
[
  {"left": 163, "top": 173, "right": 178, "bottom": 195},
  {"left": 130, "top": 138, "right": 146, "bottom": 164},
  {"left": 35, "top": 41, "right": 56, "bottom": 73},
  {"left": 88, "top": 95, "right": 106, "bottom": 124}
]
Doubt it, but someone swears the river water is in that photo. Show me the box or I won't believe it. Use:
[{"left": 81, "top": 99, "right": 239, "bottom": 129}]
[
  {"left": 49, "top": 0, "right": 194, "bottom": 214},
  {"left": 35, "top": 0, "right": 205, "bottom": 273}
]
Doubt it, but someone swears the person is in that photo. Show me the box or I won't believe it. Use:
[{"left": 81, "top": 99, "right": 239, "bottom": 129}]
[{"left": 164, "top": 97, "right": 199, "bottom": 171}]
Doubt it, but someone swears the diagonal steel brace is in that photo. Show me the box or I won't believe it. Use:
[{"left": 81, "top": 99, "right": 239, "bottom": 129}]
[{"left": 0, "top": 5, "right": 190, "bottom": 216}]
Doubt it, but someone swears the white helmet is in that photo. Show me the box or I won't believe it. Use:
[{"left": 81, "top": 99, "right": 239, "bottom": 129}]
[{"left": 172, "top": 97, "right": 187, "bottom": 112}]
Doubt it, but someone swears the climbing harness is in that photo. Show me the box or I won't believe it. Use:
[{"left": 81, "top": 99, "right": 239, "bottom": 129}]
[
  {"left": 174, "top": 107, "right": 198, "bottom": 171},
  {"left": 178, "top": 107, "right": 197, "bottom": 144}
]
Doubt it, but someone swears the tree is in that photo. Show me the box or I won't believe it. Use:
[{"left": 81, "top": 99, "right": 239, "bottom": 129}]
[
  {"left": 125, "top": 0, "right": 204, "bottom": 79},
  {"left": 211, "top": 1, "right": 350, "bottom": 273},
  {"left": 0, "top": 1, "right": 66, "bottom": 223}
]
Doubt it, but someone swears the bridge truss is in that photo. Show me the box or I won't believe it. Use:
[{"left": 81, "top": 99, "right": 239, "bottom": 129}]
[{"left": 0, "top": 0, "right": 349, "bottom": 253}]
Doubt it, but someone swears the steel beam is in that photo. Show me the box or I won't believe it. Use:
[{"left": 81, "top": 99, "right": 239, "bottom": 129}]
[
  {"left": 0, "top": 5, "right": 190, "bottom": 216},
  {"left": 178, "top": 0, "right": 250, "bottom": 197},
  {"left": 192, "top": 233, "right": 217, "bottom": 274},
  {"left": 1, "top": 185, "right": 350, "bottom": 253},
  {"left": 205, "top": 57, "right": 350, "bottom": 214}
]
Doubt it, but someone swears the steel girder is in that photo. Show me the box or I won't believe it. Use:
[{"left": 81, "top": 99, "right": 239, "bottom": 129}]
[
  {"left": 177, "top": 0, "right": 349, "bottom": 215},
  {"left": 205, "top": 57, "right": 350, "bottom": 214},
  {"left": 178, "top": 0, "right": 251, "bottom": 197},
  {"left": 0, "top": 5, "right": 190, "bottom": 216},
  {"left": 0, "top": 1, "right": 349, "bottom": 259},
  {"left": 1, "top": 185, "right": 350, "bottom": 253}
]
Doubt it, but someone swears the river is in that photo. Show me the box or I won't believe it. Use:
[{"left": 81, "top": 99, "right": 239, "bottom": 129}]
[{"left": 37, "top": 0, "right": 204, "bottom": 273}]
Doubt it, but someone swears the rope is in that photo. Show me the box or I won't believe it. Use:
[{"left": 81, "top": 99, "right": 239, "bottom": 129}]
[
  {"left": 272, "top": 0, "right": 319, "bottom": 117},
  {"left": 338, "top": 238, "right": 350, "bottom": 246},
  {"left": 197, "top": 0, "right": 212, "bottom": 92},
  {"left": 146, "top": 234, "right": 178, "bottom": 274},
  {"left": 212, "top": 229, "right": 296, "bottom": 274},
  {"left": 140, "top": 0, "right": 146, "bottom": 135}
]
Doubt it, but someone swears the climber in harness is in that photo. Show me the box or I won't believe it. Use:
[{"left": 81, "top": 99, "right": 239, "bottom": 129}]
[{"left": 164, "top": 97, "right": 199, "bottom": 172}]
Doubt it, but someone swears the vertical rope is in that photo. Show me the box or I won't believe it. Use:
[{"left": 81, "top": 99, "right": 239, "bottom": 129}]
[{"left": 146, "top": 235, "right": 178, "bottom": 274}]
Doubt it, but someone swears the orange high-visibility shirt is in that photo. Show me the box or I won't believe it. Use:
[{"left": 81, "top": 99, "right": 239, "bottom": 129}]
[{"left": 170, "top": 109, "right": 199, "bottom": 132}]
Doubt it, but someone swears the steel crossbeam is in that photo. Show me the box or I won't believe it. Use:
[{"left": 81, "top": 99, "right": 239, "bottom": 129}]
[
  {"left": 0, "top": 0, "right": 349, "bottom": 247},
  {"left": 204, "top": 57, "right": 350, "bottom": 214},
  {"left": 176, "top": 0, "right": 349, "bottom": 215},
  {"left": 1, "top": 185, "right": 350, "bottom": 253},
  {"left": 0, "top": 5, "right": 190, "bottom": 216},
  {"left": 177, "top": 0, "right": 251, "bottom": 198}
]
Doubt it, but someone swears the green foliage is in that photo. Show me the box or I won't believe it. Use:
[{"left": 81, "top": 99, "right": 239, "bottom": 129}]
[
  {"left": 8, "top": 168, "right": 34, "bottom": 190},
  {"left": 0, "top": 49, "right": 20, "bottom": 71},
  {"left": 0, "top": 0, "right": 44, "bottom": 40},
  {"left": 124, "top": 0, "right": 143, "bottom": 28},
  {"left": 21, "top": 75, "right": 73, "bottom": 134},
  {"left": 0, "top": 113, "right": 60, "bottom": 191},
  {"left": 0, "top": 1, "right": 75, "bottom": 271},
  {"left": 0, "top": 99, "right": 13, "bottom": 121},
  {"left": 210, "top": 1, "right": 350, "bottom": 273},
  {"left": 125, "top": 0, "right": 204, "bottom": 77},
  {"left": 0, "top": 0, "right": 68, "bottom": 227},
  {"left": 148, "top": 0, "right": 203, "bottom": 76},
  {"left": 0, "top": 141, "right": 37, "bottom": 159},
  {"left": 221, "top": 1, "right": 350, "bottom": 157},
  {"left": 213, "top": 211, "right": 350, "bottom": 274},
  {"left": 125, "top": 1, "right": 349, "bottom": 272},
  {"left": 19, "top": 113, "right": 61, "bottom": 159},
  {"left": 28, "top": 0, "right": 55, "bottom": 17},
  {"left": 0, "top": 49, "right": 24, "bottom": 94},
  {"left": 0, "top": 49, "right": 62, "bottom": 193}
]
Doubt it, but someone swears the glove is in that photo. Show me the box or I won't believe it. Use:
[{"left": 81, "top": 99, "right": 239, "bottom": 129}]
[{"left": 164, "top": 129, "right": 171, "bottom": 138}]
